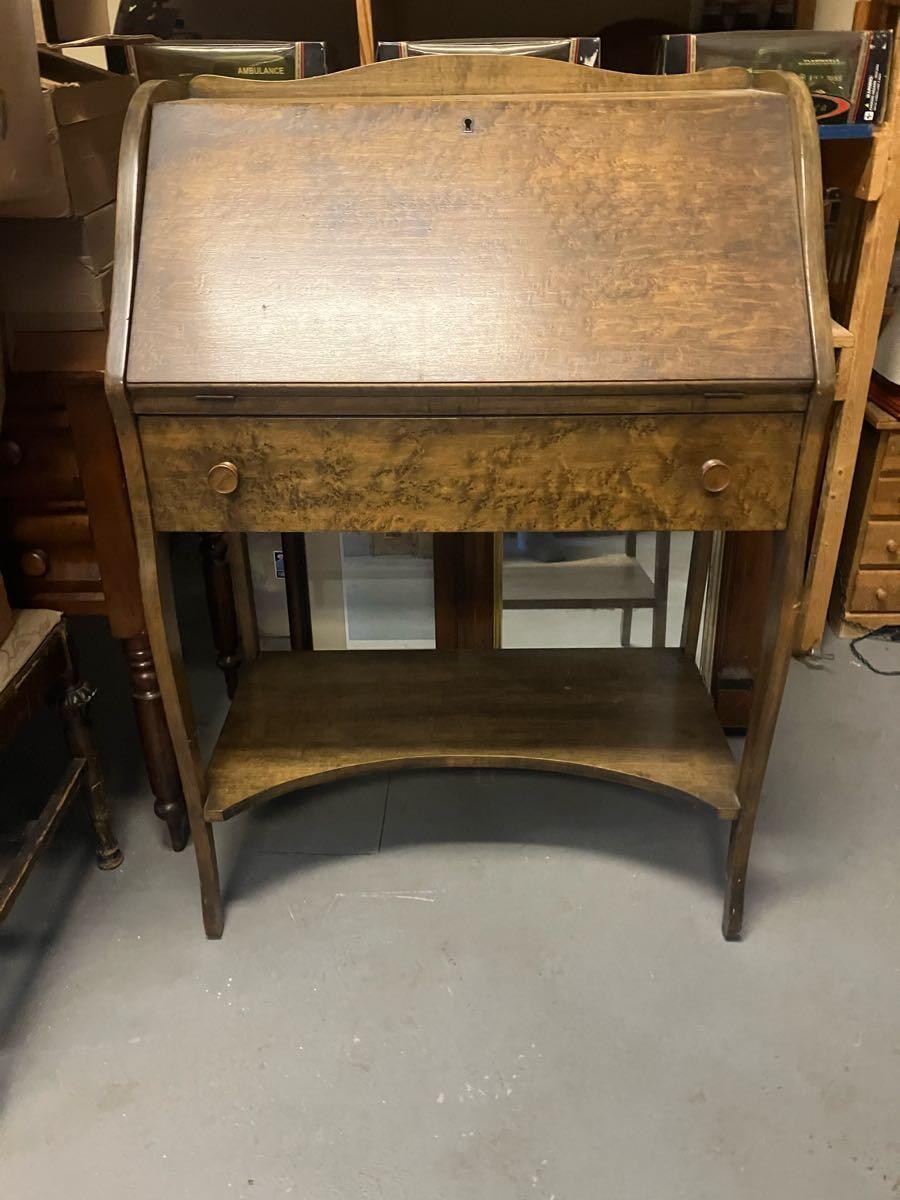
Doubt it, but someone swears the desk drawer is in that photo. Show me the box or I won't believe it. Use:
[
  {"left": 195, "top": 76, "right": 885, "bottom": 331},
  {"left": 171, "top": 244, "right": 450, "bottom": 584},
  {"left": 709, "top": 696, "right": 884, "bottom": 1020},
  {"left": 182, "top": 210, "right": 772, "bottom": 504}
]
[
  {"left": 882, "top": 432, "right": 900, "bottom": 474},
  {"left": 872, "top": 476, "right": 900, "bottom": 518},
  {"left": 860, "top": 520, "right": 900, "bottom": 567},
  {"left": 848, "top": 569, "right": 900, "bottom": 613},
  {"left": 139, "top": 414, "right": 803, "bottom": 533}
]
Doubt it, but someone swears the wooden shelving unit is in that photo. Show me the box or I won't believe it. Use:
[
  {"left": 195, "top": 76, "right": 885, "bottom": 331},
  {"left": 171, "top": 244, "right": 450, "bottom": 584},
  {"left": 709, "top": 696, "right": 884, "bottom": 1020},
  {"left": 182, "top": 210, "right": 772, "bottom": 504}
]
[{"left": 796, "top": 4, "right": 900, "bottom": 649}]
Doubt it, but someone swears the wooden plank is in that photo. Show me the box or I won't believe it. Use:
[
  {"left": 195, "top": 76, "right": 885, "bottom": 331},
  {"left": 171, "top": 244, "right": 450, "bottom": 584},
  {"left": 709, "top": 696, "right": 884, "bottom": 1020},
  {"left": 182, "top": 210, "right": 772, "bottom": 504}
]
[
  {"left": 130, "top": 389, "right": 810, "bottom": 416},
  {"left": 138, "top": 413, "right": 804, "bottom": 534},
  {"left": 865, "top": 398, "right": 900, "bottom": 430},
  {"left": 128, "top": 86, "right": 812, "bottom": 389},
  {"left": 832, "top": 319, "right": 854, "bottom": 348},
  {"left": 355, "top": 0, "right": 375, "bottom": 65},
  {"left": 204, "top": 648, "right": 740, "bottom": 821}
]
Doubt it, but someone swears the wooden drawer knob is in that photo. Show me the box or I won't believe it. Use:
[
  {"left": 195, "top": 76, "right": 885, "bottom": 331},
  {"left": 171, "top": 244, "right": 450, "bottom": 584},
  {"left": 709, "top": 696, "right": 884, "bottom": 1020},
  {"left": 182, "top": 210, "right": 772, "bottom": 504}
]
[
  {"left": 21, "top": 549, "right": 49, "bottom": 577},
  {"left": 0, "top": 439, "right": 23, "bottom": 466},
  {"left": 207, "top": 461, "right": 239, "bottom": 495},
  {"left": 701, "top": 459, "right": 731, "bottom": 494},
  {"left": 875, "top": 586, "right": 888, "bottom": 602},
  {"left": 886, "top": 539, "right": 899, "bottom": 556}
]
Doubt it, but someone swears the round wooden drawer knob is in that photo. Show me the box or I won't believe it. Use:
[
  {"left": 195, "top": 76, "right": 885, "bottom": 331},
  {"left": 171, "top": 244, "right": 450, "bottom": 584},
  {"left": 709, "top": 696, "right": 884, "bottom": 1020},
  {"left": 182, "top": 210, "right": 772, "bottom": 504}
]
[
  {"left": 701, "top": 459, "right": 731, "bottom": 494},
  {"left": 21, "top": 549, "right": 49, "bottom": 577},
  {"left": 886, "top": 539, "right": 899, "bottom": 556},
  {"left": 0, "top": 440, "right": 23, "bottom": 466},
  {"left": 207, "top": 461, "right": 239, "bottom": 495},
  {"left": 875, "top": 587, "right": 888, "bottom": 602}
]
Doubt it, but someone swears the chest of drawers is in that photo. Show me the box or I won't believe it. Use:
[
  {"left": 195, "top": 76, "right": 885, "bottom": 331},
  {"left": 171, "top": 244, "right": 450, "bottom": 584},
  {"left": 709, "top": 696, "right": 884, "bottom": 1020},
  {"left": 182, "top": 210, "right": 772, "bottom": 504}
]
[{"left": 836, "top": 399, "right": 900, "bottom": 629}]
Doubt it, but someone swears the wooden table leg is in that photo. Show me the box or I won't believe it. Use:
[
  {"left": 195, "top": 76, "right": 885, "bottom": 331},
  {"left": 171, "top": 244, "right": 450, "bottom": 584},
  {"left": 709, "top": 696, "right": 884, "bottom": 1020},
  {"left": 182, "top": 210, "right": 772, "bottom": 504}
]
[
  {"left": 723, "top": 394, "right": 830, "bottom": 939},
  {"left": 282, "top": 533, "right": 314, "bottom": 650},
  {"left": 199, "top": 532, "right": 242, "bottom": 697},
  {"left": 651, "top": 531, "right": 671, "bottom": 648},
  {"left": 711, "top": 532, "right": 774, "bottom": 732},
  {"left": 433, "top": 532, "right": 501, "bottom": 649},
  {"left": 681, "top": 531, "right": 713, "bottom": 660},
  {"left": 152, "top": 531, "right": 224, "bottom": 938},
  {"left": 122, "top": 632, "right": 188, "bottom": 851}
]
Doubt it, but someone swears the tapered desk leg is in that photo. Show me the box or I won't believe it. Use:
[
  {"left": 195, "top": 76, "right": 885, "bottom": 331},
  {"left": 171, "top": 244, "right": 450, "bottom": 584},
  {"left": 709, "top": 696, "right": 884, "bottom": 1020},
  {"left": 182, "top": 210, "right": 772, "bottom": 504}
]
[
  {"left": 620, "top": 533, "right": 639, "bottom": 646},
  {"left": 651, "top": 532, "right": 671, "bottom": 648},
  {"left": 200, "top": 533, "right": 242, "bottom": 697},
  {"left": 433, "top": 532, "right": 501, "bottom": 649},
  {"left": 681, "top": 532, "right": 713, "bottom": 660},
  {"left": 148, "top": 533, "right": 223, "bottom": 937},
  {"left": 123, "top": 633, "right": 188, "bottom": 851},
  {"left": 282, "top": 533, "right": 314, "bottom": 650},
  {"left": 722, "top": 531, "right": 803, "bottom": 939}
]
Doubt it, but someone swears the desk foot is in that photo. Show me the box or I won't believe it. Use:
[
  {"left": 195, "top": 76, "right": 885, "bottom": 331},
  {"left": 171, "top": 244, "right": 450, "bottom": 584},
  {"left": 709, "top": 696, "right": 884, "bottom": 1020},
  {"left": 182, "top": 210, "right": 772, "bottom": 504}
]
[
  {"left": 722, "top": 812, "right": 753, "bottom": 940},
  {"left": 193, "top": 821, "right": 224, "bottom": 938},
  {"left": 200, "top": 533, "right": 242, "bottom": 698},
  {"left": 123, "top": 634, "right": 189, "bottom": 851}
]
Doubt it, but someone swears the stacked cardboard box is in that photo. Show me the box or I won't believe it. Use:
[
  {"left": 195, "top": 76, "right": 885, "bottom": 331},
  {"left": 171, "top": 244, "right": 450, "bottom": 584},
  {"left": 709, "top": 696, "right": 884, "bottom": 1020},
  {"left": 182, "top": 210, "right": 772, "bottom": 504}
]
[{"left": 0, "top": 20, "right": 135, "bottom": 370}]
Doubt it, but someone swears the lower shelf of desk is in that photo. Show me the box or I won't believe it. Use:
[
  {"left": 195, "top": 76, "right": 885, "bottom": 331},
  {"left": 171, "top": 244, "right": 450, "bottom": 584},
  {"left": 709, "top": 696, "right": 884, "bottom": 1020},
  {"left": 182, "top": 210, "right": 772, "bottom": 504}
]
[{"left": 204, "top": 648, "right": 740, "bottom": 821}]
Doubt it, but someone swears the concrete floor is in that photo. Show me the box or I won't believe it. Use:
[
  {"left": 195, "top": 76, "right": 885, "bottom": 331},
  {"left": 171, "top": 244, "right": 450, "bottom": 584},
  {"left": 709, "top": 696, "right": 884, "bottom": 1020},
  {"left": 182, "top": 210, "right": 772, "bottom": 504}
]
[{"left": 1, "top": 549, "right": 899, "bottom": 1199}]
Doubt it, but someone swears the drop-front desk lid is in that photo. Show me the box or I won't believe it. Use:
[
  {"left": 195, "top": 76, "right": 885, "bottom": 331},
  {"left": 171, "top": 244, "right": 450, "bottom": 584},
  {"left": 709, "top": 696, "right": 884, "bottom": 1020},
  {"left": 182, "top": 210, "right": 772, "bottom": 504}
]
[{"left": 124, "top": 63, "right": 815, "bottom": 393}]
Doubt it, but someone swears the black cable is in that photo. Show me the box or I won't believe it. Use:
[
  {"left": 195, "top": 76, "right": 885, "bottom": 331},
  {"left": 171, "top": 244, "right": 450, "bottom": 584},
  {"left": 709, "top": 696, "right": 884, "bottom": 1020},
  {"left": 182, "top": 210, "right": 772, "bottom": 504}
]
[{"left": 849, "top": 625, "right": 900, "bottom": 676}]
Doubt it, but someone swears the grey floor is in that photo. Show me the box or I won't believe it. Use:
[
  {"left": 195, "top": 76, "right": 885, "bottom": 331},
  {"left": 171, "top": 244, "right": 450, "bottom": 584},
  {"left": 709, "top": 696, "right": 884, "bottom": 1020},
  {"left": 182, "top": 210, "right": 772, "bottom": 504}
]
[{"left": 1, "top": 544, "right": 899, "bottom": 1199}]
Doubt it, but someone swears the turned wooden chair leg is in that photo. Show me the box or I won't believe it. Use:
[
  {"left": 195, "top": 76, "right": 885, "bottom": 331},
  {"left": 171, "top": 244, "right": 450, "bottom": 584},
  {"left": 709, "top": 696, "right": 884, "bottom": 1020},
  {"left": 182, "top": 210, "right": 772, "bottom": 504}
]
[
  {"left": 59, "top": 638, "right": 123, "bottom": 871},
  {"left": 123, "top": 633, "right": 189, "bottom": 851},
  {"left": 200, "top": 532, "right": 242, "bottom": 698}
]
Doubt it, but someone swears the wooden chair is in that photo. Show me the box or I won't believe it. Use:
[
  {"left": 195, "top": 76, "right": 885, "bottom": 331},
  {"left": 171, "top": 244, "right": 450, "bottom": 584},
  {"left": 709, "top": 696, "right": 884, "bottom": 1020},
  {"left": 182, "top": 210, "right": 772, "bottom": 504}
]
[{"left": 0, "top": 610, "right": 121, "bottom": 922}]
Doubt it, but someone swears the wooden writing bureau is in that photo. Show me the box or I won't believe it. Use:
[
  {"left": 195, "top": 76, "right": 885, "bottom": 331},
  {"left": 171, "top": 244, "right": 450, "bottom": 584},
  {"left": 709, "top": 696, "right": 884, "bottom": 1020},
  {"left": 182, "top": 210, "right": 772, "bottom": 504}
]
[{"left": 106, "top": 56, "right": 832, "bottom": 939}]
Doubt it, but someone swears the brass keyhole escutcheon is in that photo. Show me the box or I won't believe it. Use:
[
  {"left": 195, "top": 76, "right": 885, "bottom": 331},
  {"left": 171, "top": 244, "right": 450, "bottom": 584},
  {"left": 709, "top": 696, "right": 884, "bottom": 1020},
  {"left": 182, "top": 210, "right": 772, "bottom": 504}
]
[
  {"left": 701, "top": 458, "right": 731, "bottom": 494},
  {"left": 207, "top": 461, "right": 239, "bottom": 495}
]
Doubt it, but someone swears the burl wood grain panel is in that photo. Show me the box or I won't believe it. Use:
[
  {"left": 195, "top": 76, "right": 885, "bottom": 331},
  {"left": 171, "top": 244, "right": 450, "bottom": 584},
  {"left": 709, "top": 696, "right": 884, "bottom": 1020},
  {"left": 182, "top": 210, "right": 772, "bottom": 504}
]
[
  {"left": 127, "top": 92, "right": 812, "bottom": 388},
  {"left": 139, "top": 413, "right": 803, "bottom": 532}
]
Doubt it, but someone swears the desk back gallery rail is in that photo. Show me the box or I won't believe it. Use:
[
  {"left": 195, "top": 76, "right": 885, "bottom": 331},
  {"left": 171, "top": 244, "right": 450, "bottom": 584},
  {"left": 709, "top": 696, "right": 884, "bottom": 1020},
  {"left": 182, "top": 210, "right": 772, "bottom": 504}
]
[{"left": 105, "top": 55, "right": 832, "bottom": 939}]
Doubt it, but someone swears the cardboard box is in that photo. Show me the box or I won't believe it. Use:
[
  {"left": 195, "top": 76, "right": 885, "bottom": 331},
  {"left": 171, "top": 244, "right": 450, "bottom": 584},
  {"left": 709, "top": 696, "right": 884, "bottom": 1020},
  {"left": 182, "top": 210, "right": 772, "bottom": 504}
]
[
  {"left": 6, "top": 328, "right": 108, "bottom": 373},
  {"left": 1, "top": 1, "right": 54, "bottom": 206},
  {"left": 376, "top": 37, "right": 601, "bottom": 68},
  {"left": 658, "top": 30, "right": 894, "bottom": 125},
  {"left": 0, "top": 202, "right": 115, "bottom": 331},
  {"left": 126, "top": 39, "right": 328, "bottom": 82},
  {"left": 0, "top": 49, "right": 135, "bottom": 219},
  {"left": 44, "top": 0, "right": 112, "bottom": 42}
]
